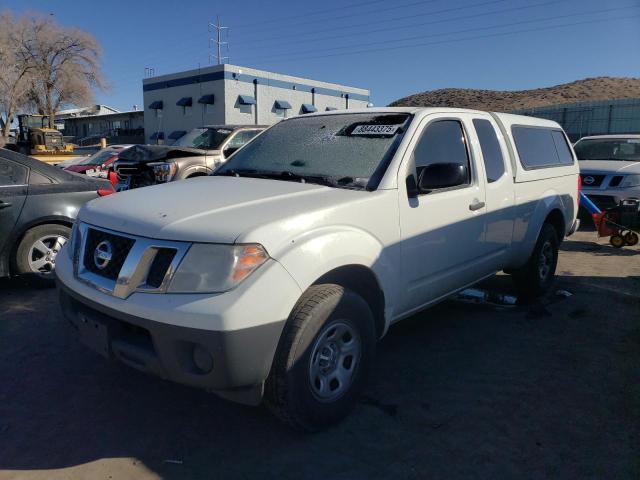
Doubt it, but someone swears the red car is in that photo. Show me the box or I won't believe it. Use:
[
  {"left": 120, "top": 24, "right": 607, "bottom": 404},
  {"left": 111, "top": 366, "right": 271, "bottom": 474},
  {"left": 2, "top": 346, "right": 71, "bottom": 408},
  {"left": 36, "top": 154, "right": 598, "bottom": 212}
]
[{"left": 63, "top": 145, "right": 131, "bottom": 175}]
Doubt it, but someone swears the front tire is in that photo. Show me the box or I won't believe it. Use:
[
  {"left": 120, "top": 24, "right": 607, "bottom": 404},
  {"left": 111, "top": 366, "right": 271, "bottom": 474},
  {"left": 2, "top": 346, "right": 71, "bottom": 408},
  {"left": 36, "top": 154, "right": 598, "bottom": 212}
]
[
  {"left": 14, "top": 224, "right": 70, "bottom": 287},
  {"left": 265, "top": 284, "right": 376, "bottom": 432},
  {"left": 512, "top": 223, "right": 559, "bottom": 298}
]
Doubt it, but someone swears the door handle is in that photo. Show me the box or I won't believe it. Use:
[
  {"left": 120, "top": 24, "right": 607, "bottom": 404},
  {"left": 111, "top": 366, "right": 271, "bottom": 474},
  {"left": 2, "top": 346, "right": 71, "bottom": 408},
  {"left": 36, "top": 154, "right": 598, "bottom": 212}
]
[
  {"left": 0, "top": 201, "right": 12, "bottom": 210},
  {"left": 469, "top": 200, "right": 485, "bottom": 211}
]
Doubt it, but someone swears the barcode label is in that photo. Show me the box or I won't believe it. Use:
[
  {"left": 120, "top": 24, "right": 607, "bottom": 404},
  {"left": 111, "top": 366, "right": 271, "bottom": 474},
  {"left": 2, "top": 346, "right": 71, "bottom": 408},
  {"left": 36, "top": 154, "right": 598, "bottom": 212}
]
[{"left": 351, "top": 125, "right": 399, "bottom": 136}]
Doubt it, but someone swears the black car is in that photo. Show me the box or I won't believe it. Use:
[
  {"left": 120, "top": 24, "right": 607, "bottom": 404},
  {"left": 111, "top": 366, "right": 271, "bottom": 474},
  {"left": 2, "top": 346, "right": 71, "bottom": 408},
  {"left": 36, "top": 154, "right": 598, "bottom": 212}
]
[{"left": 0, "top": 148, "right": 114, "bottom": 285}]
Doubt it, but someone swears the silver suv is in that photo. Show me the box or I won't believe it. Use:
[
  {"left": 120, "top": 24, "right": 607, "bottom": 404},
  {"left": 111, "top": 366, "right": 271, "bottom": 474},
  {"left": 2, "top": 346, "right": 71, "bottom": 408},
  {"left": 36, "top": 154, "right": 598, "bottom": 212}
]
[{"left": 115, "top": 125, "right": 265, "bottom": 190}]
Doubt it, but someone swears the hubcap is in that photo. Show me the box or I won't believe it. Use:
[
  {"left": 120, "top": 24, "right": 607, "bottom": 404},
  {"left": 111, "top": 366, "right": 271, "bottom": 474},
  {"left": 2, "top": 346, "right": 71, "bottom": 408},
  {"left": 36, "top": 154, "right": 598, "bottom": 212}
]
[
  {"left": 538, "top": 240, "right": 553, "bottom": 280},
  {"left": 28, "top": 235, "right": 67, "bottom": 276},
  {"left": 309, "top": 321, "right": 361, "bottom": 402}
]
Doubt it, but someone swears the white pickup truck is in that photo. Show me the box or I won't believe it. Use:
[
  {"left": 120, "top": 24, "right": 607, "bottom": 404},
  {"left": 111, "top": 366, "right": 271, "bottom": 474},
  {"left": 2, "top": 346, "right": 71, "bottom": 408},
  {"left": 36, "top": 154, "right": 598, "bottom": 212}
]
[{"left": 56, "top": 108, "right": 580, "bottom": 431}]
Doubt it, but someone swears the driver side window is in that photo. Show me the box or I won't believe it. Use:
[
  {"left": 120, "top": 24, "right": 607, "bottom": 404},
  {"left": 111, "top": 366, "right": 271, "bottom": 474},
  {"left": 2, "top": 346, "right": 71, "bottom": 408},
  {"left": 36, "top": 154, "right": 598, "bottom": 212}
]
[
  {"left": 413, "top": 120, "right": 471, "bottom": 190},
  {"left": 224, "top": 130, "right": 260, "bottom": 156}
]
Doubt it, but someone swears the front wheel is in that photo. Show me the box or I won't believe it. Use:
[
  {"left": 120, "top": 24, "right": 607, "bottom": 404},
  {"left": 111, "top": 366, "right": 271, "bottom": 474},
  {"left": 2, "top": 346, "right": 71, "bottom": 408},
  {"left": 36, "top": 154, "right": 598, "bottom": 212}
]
[
  {"left": 14, "top": 224, "right": 70, "bottom": 287},
  {"left": 512, "top": 223, "right": 559, "bottom": 299},
  {"left": 265, "top": 284, "right": 376, "bottom": 432}
]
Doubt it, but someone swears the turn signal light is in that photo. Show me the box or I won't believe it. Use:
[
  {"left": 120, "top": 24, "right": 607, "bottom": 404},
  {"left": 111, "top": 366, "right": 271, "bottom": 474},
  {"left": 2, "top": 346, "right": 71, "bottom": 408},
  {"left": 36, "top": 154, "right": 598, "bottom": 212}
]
[{"left": 232, "top": 245, "right": 268, "bottom": 281}]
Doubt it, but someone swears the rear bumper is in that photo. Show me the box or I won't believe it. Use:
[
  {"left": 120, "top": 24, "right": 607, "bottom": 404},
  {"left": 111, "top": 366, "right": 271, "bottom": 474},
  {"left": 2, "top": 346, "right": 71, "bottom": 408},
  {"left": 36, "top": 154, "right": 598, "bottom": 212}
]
[
  {"left": 59, "top": 283, "right": 285, "bottom": 404},
  {"left": 567, "top": 218, "right": 580, "bottom": 236}
]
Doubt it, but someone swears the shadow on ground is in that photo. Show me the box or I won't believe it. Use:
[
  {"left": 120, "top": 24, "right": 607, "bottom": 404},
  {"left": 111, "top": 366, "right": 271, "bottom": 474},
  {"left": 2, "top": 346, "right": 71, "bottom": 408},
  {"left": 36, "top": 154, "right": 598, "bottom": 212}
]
[{"left": 0, "top": 262, "right": 638, "bottom": 478}]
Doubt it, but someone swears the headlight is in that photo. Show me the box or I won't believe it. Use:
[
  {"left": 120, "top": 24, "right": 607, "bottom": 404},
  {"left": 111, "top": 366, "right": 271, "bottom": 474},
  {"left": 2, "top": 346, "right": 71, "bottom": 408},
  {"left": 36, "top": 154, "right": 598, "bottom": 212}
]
[
  {"left": 168, "top": 243, "right": 268, "bottom": 293},
  {"left": 151, "top": 162, "right": 178, "bottom": 182},
  {"left": 620, "top": 174, "right": 640, "bottom": 188}
]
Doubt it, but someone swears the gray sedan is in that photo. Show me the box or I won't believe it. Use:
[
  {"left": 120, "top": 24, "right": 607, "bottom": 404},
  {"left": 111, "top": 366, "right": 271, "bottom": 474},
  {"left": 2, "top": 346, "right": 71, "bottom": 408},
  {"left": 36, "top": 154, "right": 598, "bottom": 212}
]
[{"left": 0, "top": 148, "right": 113, "bottom": 285}]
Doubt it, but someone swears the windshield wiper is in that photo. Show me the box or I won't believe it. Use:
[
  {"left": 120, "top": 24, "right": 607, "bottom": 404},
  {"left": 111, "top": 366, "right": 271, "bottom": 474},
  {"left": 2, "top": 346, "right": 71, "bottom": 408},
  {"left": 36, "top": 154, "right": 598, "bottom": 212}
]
[{"left": 216, "top": 169, "right": 368, "bottom": 189}]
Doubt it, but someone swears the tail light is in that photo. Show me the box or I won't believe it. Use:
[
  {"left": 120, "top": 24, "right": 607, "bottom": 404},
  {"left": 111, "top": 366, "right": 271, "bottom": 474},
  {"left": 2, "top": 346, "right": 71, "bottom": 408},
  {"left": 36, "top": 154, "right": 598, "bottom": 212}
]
[
  {"left": 577, "top": 175, "right": 582, "bottom": 204},
  {"left": 97, "top": 183, "right": 115, "bottom": 197}
]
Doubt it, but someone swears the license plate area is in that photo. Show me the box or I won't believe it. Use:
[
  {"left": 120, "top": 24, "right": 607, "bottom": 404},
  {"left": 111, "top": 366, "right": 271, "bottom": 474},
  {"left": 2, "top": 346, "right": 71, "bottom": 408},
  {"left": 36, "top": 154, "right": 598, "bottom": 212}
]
[{"left": 77, "top": 312, "right": 111, "bottom": 358}]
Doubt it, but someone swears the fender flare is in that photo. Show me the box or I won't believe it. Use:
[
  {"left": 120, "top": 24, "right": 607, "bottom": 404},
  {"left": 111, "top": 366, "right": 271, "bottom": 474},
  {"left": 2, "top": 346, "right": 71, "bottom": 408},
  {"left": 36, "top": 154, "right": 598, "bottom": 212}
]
[
  {"left": 273, "top": 226, "right": 400, "bottom": 330},
  {"left": 512, "top": 192, "right": 571, "bottom": 268}
]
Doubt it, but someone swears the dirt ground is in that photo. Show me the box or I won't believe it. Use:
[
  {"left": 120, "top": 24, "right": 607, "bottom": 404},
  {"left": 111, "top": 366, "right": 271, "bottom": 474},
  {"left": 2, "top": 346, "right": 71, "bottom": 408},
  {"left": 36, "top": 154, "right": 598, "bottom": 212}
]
[{"left": 1, "top": 229, "right": 638, "bottom": 480}]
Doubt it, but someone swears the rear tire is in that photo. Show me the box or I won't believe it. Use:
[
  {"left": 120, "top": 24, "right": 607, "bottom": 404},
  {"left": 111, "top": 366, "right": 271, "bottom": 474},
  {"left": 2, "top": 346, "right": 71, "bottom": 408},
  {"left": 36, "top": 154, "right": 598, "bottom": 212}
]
[
  {"left": 512, "top": 223, "right": 559, "bottom": 299},
  {"left": 14, "top": 224, "right": 70, "bottom": 287},
  {"left": 265, "top": 284, "right": 376, "bottom": 432}
]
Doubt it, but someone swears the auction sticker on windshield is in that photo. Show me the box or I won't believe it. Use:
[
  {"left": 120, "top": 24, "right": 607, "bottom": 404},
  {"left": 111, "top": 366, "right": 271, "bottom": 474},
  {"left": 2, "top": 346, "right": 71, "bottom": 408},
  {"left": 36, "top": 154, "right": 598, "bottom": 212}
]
[{"left": 350, "top": 125, "right": 399, "bottom": 136}]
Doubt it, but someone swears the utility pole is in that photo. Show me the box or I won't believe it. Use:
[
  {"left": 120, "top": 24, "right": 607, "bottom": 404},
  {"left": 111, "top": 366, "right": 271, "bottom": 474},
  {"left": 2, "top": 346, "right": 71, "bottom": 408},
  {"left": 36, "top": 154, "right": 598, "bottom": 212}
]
[{"left": 209, "top": 16, "right": 228, "bottom": 65}]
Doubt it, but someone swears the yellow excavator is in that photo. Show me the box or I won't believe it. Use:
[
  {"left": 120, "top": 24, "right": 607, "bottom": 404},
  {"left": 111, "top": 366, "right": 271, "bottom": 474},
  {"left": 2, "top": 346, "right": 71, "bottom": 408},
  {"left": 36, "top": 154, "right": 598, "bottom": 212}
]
[{"left": 15, "top": 114, "right": 82, "bottom": 164}]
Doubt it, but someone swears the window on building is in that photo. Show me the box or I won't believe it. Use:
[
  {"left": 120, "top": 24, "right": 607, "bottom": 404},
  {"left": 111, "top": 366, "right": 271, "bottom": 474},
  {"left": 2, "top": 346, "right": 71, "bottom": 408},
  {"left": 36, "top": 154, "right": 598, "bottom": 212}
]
[
  {"left": 473, "top": 119, "right": 505, "bottom": 183},
  {"left": 237, "top": 95, "right": 255, "bottom": 114},
  {"left": 413, "top": 120, "right": 471, "bottom": 186},
  {"left": 198, "top": 94, "right": 215, "bottom": 115},
  {"left": 274, "top": 100, "right": 291, "bottom": 119}
]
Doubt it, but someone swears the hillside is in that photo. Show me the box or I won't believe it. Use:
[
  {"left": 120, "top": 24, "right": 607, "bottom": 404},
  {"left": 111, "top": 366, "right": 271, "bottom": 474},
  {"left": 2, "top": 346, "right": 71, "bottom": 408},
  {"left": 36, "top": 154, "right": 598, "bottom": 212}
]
[{"left": 389, "top": 77, "right": 640, "bottom": 111}]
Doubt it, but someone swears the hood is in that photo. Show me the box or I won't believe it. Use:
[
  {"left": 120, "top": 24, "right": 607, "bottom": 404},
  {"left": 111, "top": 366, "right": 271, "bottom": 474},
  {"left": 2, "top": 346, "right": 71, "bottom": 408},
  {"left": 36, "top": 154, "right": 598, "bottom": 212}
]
[
  {"left": 80, "top": 176, "right": 371, "bottom": 245},
  {"left": 57, "top": 157, "right": 87, "bottom": 168},
  {"left": 117, "top": 144, "right": 211, "bottom": 164},
  {"left": 65, "top": 165, "right": 93, "bottom": 173},
  {"left": 579, "top": 160, "right": 640, "bottom": 174}
]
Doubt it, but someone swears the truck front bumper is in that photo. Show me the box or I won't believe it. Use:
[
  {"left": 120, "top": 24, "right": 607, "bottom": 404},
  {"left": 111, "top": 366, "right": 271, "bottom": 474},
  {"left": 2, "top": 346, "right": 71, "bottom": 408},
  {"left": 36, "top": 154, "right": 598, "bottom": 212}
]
[
  {"left": 583, "top": 186, "right": 640, "bottom": 210},
  {"left": 56, "top": 252, "right": 301, "bottom": 405}
]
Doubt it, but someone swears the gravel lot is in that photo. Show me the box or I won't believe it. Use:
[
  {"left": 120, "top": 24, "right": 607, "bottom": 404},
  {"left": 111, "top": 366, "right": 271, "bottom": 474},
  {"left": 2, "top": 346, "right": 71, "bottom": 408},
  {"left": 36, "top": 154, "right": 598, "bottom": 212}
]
[{"left": 1, "top": 229, "right": 638, "bottom": 480}]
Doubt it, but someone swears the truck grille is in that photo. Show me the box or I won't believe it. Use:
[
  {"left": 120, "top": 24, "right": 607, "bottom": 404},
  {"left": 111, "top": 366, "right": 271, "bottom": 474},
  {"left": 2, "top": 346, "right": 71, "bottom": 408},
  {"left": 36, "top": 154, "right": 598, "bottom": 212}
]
[
  {"left": 580, "top": 174, "right": 605, "bottom": 188},
  {"left": 609, "top": 175, "right": 623, "bottom": 188},
  {"left": 114, "top": 160, "right": 143, "bottom": 180},
  {"left": 83, "top": 228, "right": 135, "bottom": 280},
  {"left": 75, "top": 223, "right": 190, "bottom": 299},
  {"left": 146, "top": 248, "right": 177, "bottom": 288}
]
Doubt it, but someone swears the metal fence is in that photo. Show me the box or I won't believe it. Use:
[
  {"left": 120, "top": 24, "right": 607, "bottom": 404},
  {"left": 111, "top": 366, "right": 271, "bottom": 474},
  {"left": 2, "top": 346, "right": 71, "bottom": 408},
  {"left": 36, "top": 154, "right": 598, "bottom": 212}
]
[{"left": 512, "top": 98, "right": 640, "bottom": 142}]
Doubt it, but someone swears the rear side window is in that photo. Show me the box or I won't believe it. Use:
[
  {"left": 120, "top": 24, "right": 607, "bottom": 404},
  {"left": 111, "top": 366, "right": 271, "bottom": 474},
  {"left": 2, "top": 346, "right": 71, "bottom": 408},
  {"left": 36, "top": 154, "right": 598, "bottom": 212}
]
[
  {"left": 512, "top": 126, "right": 574, "bottom": 169},
  {"left": 414, "top": 120, "right": 470, "bottom": 184},
  {"left": 551, "top": 130, "right": 574, "bottom": 164},
  {"left": 0, "top": 159, "right": 28, "bottom": 186},
  {"left": 29, "top": 170, "right": 54, "bottom": 185},
  {"left": 473, "top": 119, "right": 505, "bottom": 183}
]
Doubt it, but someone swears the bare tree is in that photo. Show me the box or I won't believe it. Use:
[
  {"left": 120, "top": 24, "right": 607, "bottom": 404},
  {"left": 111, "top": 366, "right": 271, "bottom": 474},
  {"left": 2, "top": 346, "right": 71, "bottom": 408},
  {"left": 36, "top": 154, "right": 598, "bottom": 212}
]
[
  {"left": 16, "top": 13, "right": 106, "bottom": 129},
  {"left": 0, "top": 13, "right": 33, "bottom": 146}
]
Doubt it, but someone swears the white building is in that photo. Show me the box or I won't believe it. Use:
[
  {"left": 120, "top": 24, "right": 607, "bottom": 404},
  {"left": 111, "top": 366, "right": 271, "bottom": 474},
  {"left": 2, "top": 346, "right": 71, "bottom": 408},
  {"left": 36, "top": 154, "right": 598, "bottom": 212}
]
[{"left": 142, "top": 64, "right": 370, "bottom": 144}]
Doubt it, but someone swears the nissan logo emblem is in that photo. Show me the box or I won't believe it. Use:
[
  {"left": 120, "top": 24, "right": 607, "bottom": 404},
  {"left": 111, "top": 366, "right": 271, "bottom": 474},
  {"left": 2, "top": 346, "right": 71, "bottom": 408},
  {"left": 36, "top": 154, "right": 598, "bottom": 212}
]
[
  {"left": 93, "top": 240, "right": 113, "bottom": 270},
  {"left": 583, "top": 176, "right": 595, "bottom": 185}
]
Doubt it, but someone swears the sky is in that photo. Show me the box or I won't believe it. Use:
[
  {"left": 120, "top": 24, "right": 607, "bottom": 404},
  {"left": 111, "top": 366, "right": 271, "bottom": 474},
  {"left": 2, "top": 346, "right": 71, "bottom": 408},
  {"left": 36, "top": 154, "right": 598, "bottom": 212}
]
[{"left": 2, "top": 0, "right": 639, "bottom": 111}]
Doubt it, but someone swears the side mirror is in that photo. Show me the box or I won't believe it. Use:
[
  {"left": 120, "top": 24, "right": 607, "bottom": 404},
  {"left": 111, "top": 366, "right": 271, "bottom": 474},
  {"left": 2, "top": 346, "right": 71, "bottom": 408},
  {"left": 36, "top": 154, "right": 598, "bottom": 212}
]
[
  {"left": 223, "top": 147, "right": 239, "bottom": 158},
  {"left": 406, "top": 174, "right": 419, "bottom": 198},
  {"left": 418, "top": 163, "right": 468, "bottom": 192}
]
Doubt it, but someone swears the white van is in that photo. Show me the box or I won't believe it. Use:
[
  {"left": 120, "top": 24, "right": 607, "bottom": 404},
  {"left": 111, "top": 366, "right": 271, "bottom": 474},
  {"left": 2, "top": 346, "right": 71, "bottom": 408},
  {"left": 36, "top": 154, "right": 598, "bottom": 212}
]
[{"left": 56, "top": 108, "right": 580, "bottom": 431}]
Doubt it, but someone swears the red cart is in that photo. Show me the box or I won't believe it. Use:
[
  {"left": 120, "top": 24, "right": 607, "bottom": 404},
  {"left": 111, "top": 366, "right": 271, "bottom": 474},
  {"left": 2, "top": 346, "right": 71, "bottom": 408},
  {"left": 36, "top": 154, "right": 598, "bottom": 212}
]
[{"left": 592, "top": 198, "right": 640, "bottom": 248}]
